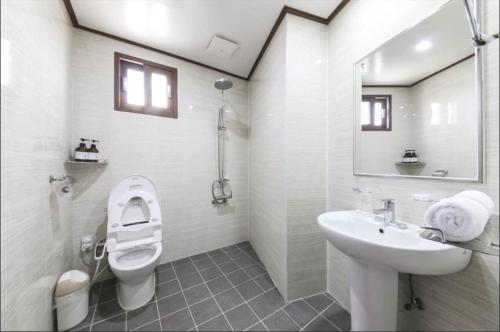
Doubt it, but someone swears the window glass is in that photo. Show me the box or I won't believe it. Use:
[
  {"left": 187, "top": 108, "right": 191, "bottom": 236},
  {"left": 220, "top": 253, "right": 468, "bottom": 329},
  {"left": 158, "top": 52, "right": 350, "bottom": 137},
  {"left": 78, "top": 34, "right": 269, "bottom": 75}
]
[
  {"left": 126, "top": 68, "right": 145, "bottom": 106},
  {"left": 151, "top": 73, "right": 168, "bottom": 108},
  {"left": 361, "top": 101, "right": 371, "bottom": 125}
]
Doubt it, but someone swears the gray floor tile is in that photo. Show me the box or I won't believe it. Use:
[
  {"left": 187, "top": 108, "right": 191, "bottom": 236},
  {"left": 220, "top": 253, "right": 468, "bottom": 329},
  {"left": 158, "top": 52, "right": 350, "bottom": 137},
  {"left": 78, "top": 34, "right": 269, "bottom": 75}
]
[
  {"left": 206, "top": 276, "right": 232, "bottom": 294},
  {"left": 248, "top": 288, "right": 285, "bottom": 319},
  {"left": 303, "top": 315, "right": 339, "bottom": 331},
  {"left": 225, "top": 303, "right": 259, "bottom": 331},
  {"left": 156, "top": 268, "right": 176, "bottom": 284},
  {"left": 191, "top": 253, "right": 209, "bottom": 262},
  {"left": 172, "top": 257, "right": 192, "bottom": 268},
  {"left": 243, "top": 264, "right": 266, "bottom": 278},
  {"left": 236, "top": 280, "right": 263, "bottom": 301},
  {"left": 193, "top": 258, "right": 216, "bottom": 271},
  {"left": 189, "top": 297, "right": 222, "bottom": 325},
  {"left": 183, "top": 284, "right": 211, "bottom": 305},
  {"left": 94, "top": 299, "right": 124, "bottom": 322},
  {"left": 263, "top": 310, "right": 300, "bottom": 331},
  {"left": 92, "top": 314, "right": 126, "bottom": 331},
  {"left": 219, "top": 261, "right": 239, "bottom": 274},
  {"left": 156, "top": 262, "right": 172, "bottom": 272},
  {"left": 175, "top": 262, "right": 197, "bottom": 277},
  {"left": 156, "top": 279, "right": 181, "bottom": 300},
  {"left": 214, "top": 288, "right": 244, "bottom": 312},
  {"left": 246, "top": 322, "right": 267, "bottom": 331},
  {"left": 197, "top": 314, "right": 232, "bottom": 331},
  {"left": 126, "top": 302, "right": 159, "bottom": 331},
  {"left": 282, "top": 300, "right": 317, "bottom": 327},
  {"left": 99, "top": 285, "right": 117, "bottom": 303},
  {"left": 132, "top": 319, "right": 161, "bottom": 331},
  {"left": 161, "top": 308, "right": 195, "bottom": 331},
  {"left": 208, "top": 250, "right": 231, "bottom": 264},
  {"left": 157, "top": 292, "right": 187, "bottom": 317},
  {"left": 322, "top": 302, "right": 351, "bottom": 331},
  {"left": 254, "top": 274, "right": 274, "bottom": 291},
  {"left": 225, "top": 247, "right": 244, "bottom": 259},
  {"left": 237, "top": 241, "right": 251, "bottom": 248},
  {"left": 178, "top": 272, "right": 203, "bottom": 289},
  {"left": 232, "top": 254, "right": 256, "bottom": 268},
  {"left": 304, "top": 293, "right": 334, "bottom": 313},
  {"left": 89, "top": 284, "right": 101, "bottom": 306},
  {"left": 102, "top": 278, "right": 117, "bottom": 289},
  {"left": 200, "top": 266, "right": 223, "bottom": 282},
  {"left": 226, "top": 269, "right": 251, "bottom": 286}
]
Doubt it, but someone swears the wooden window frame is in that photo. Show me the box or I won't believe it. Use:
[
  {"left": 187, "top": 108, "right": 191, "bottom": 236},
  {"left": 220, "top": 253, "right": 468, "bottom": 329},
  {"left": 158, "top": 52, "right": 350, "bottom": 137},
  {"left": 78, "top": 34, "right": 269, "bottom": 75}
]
[
  {"left": 361, "top": 95, "right": 392, "bottom": 131},
  {"left": 114, "top": 52, "right": 178, "bottom": 118}
]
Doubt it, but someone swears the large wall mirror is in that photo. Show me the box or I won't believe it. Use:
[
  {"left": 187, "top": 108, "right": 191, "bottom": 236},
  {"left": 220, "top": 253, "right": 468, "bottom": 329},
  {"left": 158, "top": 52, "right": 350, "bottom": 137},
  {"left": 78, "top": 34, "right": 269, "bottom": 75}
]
[{"left": 354, "top": 0, "right": 482, "bottom": 182}]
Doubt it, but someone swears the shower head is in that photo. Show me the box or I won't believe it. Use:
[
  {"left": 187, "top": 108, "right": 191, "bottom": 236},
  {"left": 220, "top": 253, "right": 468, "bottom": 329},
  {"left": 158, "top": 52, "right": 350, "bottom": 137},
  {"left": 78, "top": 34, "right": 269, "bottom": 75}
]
[{"left": 214, "top": 78, "right": 233, "bottom": 91}]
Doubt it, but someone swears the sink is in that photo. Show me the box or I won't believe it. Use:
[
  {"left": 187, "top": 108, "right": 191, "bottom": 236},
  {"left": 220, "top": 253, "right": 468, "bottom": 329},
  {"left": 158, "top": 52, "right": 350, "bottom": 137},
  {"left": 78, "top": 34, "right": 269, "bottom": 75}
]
[{"left": 318, "top": 210, "right": 471, "bottom": 331}]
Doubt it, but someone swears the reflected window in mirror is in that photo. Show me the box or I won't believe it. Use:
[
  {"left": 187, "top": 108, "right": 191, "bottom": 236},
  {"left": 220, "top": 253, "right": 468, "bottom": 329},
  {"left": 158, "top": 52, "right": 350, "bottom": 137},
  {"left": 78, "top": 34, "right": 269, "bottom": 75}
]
[{"left": 361, "top": 95, "right": 392, "bottom": 131}]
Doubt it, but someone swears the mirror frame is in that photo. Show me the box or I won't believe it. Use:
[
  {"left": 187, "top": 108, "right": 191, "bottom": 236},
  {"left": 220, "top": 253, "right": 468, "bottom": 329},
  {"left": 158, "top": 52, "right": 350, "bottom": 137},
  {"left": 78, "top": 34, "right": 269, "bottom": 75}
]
[{"left": 352, "top": 0, "right": 483, "bottom": 183}]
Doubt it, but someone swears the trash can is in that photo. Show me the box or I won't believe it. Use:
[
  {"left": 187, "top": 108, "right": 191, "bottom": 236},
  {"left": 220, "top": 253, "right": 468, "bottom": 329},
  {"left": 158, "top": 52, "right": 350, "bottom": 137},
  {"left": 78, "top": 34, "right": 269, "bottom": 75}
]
[{"left": 55, "top": 270, "right": 90, "bottom": 331}]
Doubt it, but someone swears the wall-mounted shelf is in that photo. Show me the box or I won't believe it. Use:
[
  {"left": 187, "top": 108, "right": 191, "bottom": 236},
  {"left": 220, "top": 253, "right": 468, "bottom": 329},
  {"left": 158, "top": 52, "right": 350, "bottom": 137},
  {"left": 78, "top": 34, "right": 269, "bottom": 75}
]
[
  {"left": 65, "top": 159, "right": 108, "bottom": 165},
  {"left": 395, "top": 162, "right": 426, "bottom": 166}
]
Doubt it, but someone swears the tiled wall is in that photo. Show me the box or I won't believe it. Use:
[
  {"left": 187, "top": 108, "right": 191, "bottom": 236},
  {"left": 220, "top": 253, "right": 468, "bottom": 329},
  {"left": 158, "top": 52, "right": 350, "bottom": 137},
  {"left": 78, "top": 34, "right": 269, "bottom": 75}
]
[
  {"left": 249, "top": 15, "right": 327, "bottom": 301},
  {"left": 0, "top": 0, "right": 74, "bottom": 330},
  {"left": 69, "top": 30, "right": 250, "bottom": 272},
  {"left": 326, "top": 0, "right": 499, "bottom": 330}
]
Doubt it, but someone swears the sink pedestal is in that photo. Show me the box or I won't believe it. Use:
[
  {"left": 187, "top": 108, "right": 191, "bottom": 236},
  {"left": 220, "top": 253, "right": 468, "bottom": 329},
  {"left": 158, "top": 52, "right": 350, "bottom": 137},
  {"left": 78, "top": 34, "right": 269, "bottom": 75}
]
[{"left": 350, "top": 259, "right": 398, "bottom": 331}]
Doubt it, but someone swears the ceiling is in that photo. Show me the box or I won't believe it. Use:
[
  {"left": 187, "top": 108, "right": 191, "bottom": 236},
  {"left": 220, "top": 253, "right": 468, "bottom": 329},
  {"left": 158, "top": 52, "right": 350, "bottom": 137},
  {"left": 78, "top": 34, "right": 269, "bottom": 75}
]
[
  {"left": 69, "top": 0, "right": 343, "bottom": 79},
  {"left": 360, "top": 0, "right": 474, "bottom": 86}
]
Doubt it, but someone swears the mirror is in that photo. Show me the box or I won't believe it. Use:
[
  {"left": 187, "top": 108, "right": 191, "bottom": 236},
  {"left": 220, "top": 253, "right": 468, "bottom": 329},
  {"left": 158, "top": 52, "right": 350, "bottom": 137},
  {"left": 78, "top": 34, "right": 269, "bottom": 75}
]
[{"left": 354, "top": 0, "right": 482, "bottom": 182}]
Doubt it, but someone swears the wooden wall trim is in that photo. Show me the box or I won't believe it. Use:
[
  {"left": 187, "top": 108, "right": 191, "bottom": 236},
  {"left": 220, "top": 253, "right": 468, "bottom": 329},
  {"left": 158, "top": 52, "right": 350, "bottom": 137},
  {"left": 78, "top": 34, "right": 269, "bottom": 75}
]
[{"left": 62, "top": 0, "right": 351, "bottom": 81}]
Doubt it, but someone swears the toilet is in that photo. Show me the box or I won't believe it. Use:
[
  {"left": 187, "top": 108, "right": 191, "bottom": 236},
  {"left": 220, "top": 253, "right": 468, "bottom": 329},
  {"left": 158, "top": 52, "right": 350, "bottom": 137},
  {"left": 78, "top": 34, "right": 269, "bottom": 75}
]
[{"left": 106, "top": 175, "right": 162, "bottom": 310}]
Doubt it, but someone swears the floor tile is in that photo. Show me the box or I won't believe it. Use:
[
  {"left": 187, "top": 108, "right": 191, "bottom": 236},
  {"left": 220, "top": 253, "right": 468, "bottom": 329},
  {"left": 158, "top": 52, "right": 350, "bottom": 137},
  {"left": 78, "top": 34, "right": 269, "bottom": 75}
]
[
  {"left": 132, "top": 319, "right": 161, "bottom": 331},
  {"left": 225, "top": 247, "right": 244, "bottom": 259},
  {"left": 206, "top": 276, "right": 232, "bottom": 294},
  {"left": 236, "top": 280, "right": 263, "bottom": 301},
  {"left": 93, "top": 299, "right": 124, "bottom": 322},
  {"left": 200, "top": 266, "right": 223, "bottom": 282},
  {"left": 101, "top": 278, "right": 117, "bottom": 289},
  {"left": 172, "top": 257, "right": 192, "bottom": 268},
  {"left": 282, "top": 300, "right": 317, "bottom": 327},
  {"left": 161, "top": 308, "right": 195, "bottom": 331},
  {"left": 208, "top": 250, "right": 231, "bottom": 265},
  {"left": 304, "top": 293, "right": 334, "bottom": 313},
  {"left": 156, "top": 262, "right": 172, "bottom": 272},
  {"left": 254, "top": 274, "right": 274, "bottom": 291},
  {"left": 178, "top": 272, "right": 203, "bottom": 289},
  {"left": 236, "top": 241, "right": 251, "bottom": 248},
  {"left": 226, "top": 269, "right": 251, "bottom": 286},
  {"left": 248, "top": 288, "right": 285, "bottom": 319},
  {"left": 263, "top": 310, "right": 300, "bottom": 331},
  {"left": 156, "top": 279, "right": 181, "bottom": 300},
  {"left": 219, "top": 261, "right": 239, "bottom": 274},
  {"left": 246, "top": 322, "right": 267, "bottom": 331},
  {"left": 126, "top": 302, "right": 159, "bottom": 331},
  {"left": 303, "top": 315, "right": 339, "bottom": 331},
  {"left": 214, "top": 288, "right": 244, "bottom": 312},
  {"left": 156, "top": 268, "right": 176, "bottom": 284},
  {"left": 98, "top": 285, "right": 117, "bottom": 303},
  {"left": 157, "top": 292, "right": 187, "bottom": 317},
  {"left": 197, "top": 314, "right": 232, "bottom": 331},
  {"left": 193, "top": 258, "right": 216, "bottom": 271},
  {"left": 92, "top": 314, "right": 126, "bottom": 331},
  {"left": 243, "top": 264, "right": 266, "bottom": 278},
  {"left": 174, "top": 262, "right": 197, "bottom": 277},
  {"left": 321, "top": 302, "right": 351, "bottom": 331},
  {"left": 225, "top": 304, "right": 259, "bottom": 331},
  {"left": 89, "top": 284, "right": 101, "bottom": 306},
  {"left": 232, "top": 254, "right": 255, "bottom": 268},
  {"left": 191, "top": 253, "right": 209, "bottom": 262},
  {"left": 189, "top": 297, "right": 222, "bottom": 325},
  {"left": 183, "top": 284, "right": 211, "bottom": 305}
]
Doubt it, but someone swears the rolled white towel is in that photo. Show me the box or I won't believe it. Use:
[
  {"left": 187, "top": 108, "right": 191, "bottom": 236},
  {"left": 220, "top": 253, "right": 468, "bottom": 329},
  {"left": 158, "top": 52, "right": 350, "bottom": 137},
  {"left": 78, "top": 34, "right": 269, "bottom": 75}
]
[
  {"left": 424, "top": 196, "right": 490, "bottom": 242},
  {"left": 455, "top": 190, "right": 495, "bottom": 214}
]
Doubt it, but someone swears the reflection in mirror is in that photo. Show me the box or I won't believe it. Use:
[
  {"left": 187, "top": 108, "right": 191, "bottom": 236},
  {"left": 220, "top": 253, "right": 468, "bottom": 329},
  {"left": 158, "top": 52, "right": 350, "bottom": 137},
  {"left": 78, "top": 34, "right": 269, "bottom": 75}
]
[{"left": 354, "top": 0, "right": 481, "bottom": 181}]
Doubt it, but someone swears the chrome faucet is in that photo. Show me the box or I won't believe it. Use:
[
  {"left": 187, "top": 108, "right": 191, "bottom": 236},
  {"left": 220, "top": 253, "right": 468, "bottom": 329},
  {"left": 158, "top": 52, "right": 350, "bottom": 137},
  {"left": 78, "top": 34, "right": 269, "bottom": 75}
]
[{"left": 373, "top": 199, "right": 407, "bottom": 229}]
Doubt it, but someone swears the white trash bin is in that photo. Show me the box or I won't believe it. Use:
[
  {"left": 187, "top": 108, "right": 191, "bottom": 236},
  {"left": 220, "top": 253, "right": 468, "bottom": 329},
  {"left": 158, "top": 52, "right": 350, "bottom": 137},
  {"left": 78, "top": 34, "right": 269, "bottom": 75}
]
[{"left": 55, "top": 270, "right": 90, "bottom": 331}]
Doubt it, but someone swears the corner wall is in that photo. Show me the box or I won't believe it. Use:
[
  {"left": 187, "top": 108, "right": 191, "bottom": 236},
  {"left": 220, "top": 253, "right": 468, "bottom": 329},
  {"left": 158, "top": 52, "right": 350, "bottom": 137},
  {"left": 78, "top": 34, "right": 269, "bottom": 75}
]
[
  {"left": 1, "top": 0, "right": 74, "bottom": 329},
  {"left": 326, "top": 0, "right": 499, "bottom": 330}
]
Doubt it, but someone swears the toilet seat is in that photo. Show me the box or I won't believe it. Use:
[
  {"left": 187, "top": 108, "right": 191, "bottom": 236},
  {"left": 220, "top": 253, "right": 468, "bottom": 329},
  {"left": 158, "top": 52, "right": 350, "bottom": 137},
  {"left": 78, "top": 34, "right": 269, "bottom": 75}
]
[{"left": 108, "top": 242, "right": 162, "bottom": 272}]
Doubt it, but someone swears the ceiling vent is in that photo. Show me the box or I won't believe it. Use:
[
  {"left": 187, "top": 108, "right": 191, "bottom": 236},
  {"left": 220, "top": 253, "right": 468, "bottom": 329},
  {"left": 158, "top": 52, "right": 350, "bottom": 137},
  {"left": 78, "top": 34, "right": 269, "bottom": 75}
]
[{"left": 206, "top": 35, "right": 239, "bottom": 58}]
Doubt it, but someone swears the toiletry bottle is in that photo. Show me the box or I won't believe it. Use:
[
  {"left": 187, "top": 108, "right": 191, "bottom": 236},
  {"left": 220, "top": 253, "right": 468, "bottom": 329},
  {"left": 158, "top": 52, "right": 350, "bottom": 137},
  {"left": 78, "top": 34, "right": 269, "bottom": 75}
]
[
  {"left": 412, "top": 150, "right": 418, "bottom": 163},
  {"left": 74, "top": 138, "right": 89, "bottom": 162},
  {"left": 402, "top": 150, "right": 410, "bottom": 163},
  {"left": 87, "top": 140, "right": 99, "bottom": 162}
]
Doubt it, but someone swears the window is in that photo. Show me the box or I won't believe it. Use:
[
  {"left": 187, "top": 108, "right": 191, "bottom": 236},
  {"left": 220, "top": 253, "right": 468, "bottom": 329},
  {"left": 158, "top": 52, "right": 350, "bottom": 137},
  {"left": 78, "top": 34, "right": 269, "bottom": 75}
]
[
  {"left": 115, "top": 52, "right": 177, "bottom": 118},
  {"left": 361, "top": 95, "right": 392, "bottom": 131}
]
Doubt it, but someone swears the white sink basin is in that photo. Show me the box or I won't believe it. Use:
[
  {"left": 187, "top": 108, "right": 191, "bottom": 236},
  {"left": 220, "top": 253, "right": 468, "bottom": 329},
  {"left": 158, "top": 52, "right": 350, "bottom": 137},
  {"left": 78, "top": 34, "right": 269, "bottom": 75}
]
[{"left": 318, "top": 210, "right": 472, "bottom": 331}]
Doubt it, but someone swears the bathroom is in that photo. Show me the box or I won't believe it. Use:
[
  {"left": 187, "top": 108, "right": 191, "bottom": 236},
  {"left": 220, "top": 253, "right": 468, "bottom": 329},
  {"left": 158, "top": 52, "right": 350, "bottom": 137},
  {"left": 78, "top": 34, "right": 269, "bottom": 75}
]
[{"left": 0, "top": 0, "right": 498, "bottom": 331}]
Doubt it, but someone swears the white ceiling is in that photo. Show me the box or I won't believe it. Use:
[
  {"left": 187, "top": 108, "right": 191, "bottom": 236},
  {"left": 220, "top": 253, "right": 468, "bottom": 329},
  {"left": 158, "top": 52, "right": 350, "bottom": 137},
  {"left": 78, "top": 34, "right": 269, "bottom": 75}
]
[
  {"left": 360, "top": 0, "right": 474, "bottom": 86},
  {"left": 71, "top": 0, "right": 343, "bottom": 78}
]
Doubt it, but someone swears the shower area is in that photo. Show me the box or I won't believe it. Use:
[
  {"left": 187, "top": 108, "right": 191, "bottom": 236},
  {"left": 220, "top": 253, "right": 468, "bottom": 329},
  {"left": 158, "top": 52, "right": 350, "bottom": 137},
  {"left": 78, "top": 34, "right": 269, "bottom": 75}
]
[{"left": 211, "top": 78, "right": 233, "bottom": 205}]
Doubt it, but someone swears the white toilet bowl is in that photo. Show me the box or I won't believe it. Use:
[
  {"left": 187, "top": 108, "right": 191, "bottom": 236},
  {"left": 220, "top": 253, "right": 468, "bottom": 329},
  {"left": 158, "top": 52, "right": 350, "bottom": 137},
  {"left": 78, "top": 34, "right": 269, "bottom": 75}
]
[{"left": 108, "top": 242, "right": 162, "bottom": 310}]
